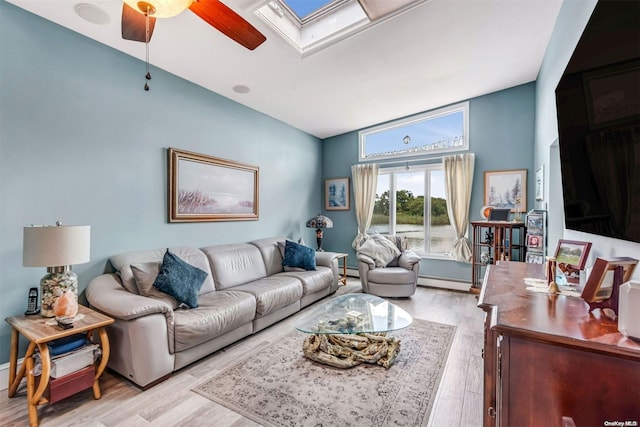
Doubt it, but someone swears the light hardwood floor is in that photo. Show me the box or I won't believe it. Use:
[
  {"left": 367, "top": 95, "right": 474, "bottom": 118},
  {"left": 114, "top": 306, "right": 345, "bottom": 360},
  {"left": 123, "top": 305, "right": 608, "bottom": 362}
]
[{"left": 1, "top": 279, "right": 485, "bottom": 427}]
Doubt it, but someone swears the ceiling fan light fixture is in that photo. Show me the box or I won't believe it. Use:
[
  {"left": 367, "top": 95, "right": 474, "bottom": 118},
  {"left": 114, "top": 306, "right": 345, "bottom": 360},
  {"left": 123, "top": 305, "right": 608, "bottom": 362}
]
[{"left": 123, "top": 0, "right": 193, "bottom": 18}]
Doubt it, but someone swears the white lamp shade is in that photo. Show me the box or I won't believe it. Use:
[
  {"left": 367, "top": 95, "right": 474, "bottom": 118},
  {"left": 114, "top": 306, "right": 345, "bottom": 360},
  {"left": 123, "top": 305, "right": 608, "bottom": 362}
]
[{"left": 23, "top": 225, "right": 91, "bottom": 267}]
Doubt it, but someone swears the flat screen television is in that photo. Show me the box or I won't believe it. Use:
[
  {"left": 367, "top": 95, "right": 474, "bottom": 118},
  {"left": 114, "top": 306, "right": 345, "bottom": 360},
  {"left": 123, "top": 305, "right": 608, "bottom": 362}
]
[{"left": 555, "top": 0, "right": 640, "bottom": 243}]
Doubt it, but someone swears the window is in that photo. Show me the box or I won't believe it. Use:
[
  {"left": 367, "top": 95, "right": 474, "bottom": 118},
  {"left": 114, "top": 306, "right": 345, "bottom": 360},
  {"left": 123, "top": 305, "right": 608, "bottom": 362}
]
[
  {"left": 369, "top": 164, "right": 456, "bottom": 257},
  {"left": 255, "top": 0, "right": 425, "bottom": 56},
  {"left": 359, "top": 102, "right": 469, "bottom": 161}
]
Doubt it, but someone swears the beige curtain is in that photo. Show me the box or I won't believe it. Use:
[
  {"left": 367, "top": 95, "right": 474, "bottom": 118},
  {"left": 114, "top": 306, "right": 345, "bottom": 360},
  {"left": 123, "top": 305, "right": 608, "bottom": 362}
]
[
  {"left": 351, "top": 163, "right": 379, "bottom": 249},
  {"left": 443, "top": 153, "right": 475, "bottom": 262}
]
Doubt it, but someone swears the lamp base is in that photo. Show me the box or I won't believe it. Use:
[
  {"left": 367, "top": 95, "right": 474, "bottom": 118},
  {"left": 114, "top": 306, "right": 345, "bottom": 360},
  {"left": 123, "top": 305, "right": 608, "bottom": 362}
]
[
  {"left": 316, "top": 228, "right": 325, "bottom": 251},
  {"left": 41, "top": 267, "right": 79, "bottom": 318}
]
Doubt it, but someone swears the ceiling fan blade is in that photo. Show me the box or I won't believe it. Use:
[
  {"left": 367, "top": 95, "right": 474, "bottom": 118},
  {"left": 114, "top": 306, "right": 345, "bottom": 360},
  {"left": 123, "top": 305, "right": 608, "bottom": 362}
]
[
  {"left": 121, "top": 3, "right": 156, "bottom": 42},
  {"left": 188, "top": 0, "right": 266, "bottom": 50}
]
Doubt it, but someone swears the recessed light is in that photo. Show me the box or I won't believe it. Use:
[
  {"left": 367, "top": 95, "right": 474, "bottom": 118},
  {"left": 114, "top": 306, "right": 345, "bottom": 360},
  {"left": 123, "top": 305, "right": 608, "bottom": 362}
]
[
  {"left": 74, "top": 3, "right": 111, "bottom": 26},
  {"left": 233, "top": 85, "right": 251, "bottom": 94}
]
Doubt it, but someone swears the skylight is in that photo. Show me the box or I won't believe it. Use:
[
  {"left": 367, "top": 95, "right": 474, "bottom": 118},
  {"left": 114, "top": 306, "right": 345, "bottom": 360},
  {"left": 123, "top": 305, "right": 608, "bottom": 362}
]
[
  {"left": 256, "top": 0, "right": 426, "bottom": 56},
  {"left": 282, "top": 0, "right": 336, "bottom": 21}
]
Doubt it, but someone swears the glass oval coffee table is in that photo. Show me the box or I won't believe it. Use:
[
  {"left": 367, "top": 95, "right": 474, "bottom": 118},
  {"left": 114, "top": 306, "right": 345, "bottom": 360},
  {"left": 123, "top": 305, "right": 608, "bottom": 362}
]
[{"left": 295, "top": 293, "right": 412, "bottom": 369}]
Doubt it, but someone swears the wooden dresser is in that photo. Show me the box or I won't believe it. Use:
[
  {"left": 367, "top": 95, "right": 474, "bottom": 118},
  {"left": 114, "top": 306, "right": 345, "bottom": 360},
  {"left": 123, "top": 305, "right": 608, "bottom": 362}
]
[{"left": 478, "top": 261, "right": 640, "bottom": 427}]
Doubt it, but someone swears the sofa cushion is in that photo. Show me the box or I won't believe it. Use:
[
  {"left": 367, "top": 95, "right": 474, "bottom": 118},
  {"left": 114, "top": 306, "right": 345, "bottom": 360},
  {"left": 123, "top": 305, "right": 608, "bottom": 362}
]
[
  {"left": 368, "top": 266, "right": 416, "bottom": 285},
  {"left": 398, "top": 251, "right": 421, "bottom": 269},
  {"left": 232, "top": 276, "right": 303, "bottom": 317},
  {"left": 279, "top": 266, "right": 333, "bottom": 295},
  {"left": 109, "top": 247, "right": 216, "bottom": 295},
  {"left": 153, "top": 250, "right": 208, "bottom": 309},
  {"left": 172, "top": 290, "right": 256, "bottom": 353},
  {"left": 130, "top": 262, "right": 179, "bottom": 309},
  {"left": 202, "top": 243, "right": 268, "bottom": 290},
  {"left": 250, "top": 237, "right": 287, "bottom": 276},
  {"left": 282, "top": 240, "right": 316, "bottom": 271},
  {"left": 358, "top": 235, "right": 401, "bottom": 268}
]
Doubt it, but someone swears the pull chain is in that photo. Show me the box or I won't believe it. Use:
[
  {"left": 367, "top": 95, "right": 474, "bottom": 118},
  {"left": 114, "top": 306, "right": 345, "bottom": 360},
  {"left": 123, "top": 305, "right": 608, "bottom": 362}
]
[{"left": 144, "top": 5, "right": 151, "bottom": 91}]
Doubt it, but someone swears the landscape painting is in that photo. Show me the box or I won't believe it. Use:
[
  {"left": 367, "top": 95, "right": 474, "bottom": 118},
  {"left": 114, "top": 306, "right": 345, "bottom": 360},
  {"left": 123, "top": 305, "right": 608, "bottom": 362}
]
[
  {"left": 484, "top": 169, "right": 527, "bottom": 213},
  {"left": 168, "top": 148, "right": 259, "bottom": 222}
]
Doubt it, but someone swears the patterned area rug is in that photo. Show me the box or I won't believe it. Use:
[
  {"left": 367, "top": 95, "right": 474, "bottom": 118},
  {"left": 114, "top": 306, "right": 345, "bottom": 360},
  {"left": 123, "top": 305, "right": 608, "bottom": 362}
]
[{"left": 193, "top": 318, "right": 456, "bottom": 427}]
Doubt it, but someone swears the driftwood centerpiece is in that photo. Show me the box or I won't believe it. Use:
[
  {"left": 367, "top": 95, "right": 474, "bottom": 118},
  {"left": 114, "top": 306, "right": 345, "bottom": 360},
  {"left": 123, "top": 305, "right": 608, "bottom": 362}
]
[
  {"left": 301, "top": 315, "right": 401, "bottom": 368},
  {"left": 302, "top": 332, "right": 401, "bottom": 368}
]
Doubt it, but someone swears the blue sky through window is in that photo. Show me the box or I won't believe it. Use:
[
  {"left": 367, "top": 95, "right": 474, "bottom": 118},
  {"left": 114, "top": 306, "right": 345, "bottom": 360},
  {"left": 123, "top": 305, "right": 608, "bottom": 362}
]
[
  {"left": 364, "top": 111, "right": 464, "bottom": 157},
  {"left": 282, "top": 0, "right": 335, "bottom": 19}
]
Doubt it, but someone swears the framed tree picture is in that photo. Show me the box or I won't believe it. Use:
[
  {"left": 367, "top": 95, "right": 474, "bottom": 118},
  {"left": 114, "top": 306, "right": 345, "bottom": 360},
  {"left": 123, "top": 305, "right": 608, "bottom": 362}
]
[
  {"left": 325, "top": 177, "right": 350, "bottom": 211},
  {"left": 168, "top": 148, "right": 259, "bottom": 222},
  {"left": 484, "top": 169, "right": 527, "bottom": 213}
]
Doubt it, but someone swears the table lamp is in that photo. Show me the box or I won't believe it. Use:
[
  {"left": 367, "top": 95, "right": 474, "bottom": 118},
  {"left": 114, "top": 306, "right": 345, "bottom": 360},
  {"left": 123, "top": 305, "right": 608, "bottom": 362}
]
[
  {"left": 306, "top": 213, "right": 333, "bottom": 251},
  {"left": 23, "top": 222, "right": 91, "bottom": 318}
]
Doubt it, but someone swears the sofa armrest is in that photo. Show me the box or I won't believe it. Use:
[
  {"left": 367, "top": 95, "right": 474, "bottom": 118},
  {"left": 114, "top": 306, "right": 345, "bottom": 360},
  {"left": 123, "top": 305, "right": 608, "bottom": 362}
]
[
  {"left": 356, "top": 253, "right": 376, "bottom": 268},
  {"left": 315, "top": 251, "right": 340, "bottom": 267},
  {"left": 86, "top": 273, "right": 174, "bottom": 321},
  {"left": 398, "top": 250, "right": 421, "bottom": 270},
  {"left": 314, "top": 251, "right": 342, "bottom": 292}
]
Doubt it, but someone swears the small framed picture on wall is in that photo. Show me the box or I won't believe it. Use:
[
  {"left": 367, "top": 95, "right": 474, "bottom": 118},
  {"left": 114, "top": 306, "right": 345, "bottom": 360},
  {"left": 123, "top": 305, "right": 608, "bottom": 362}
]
[
  {"left": 535, "top": 166, "right": 544, "bottom": 201},
  {"left": 325, "top": 178, "right": 350, "bottom": 211}
]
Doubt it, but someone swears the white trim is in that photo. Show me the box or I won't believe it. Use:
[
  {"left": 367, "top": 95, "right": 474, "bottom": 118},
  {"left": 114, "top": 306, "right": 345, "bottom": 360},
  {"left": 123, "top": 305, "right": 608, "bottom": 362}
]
[
  {"left": 0, "top": 358, "right": 24, "bottom": 392},
  {"left": 346, "top": 268, "right": 470, "bottom": 292}
]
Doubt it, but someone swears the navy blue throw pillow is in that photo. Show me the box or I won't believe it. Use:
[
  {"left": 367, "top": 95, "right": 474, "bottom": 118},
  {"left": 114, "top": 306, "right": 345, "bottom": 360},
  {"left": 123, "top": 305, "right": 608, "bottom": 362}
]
[
  {"left": 153, "top": 250, "right": 208, "bottom": 308},
  {"left": 282, "top": 240, "right": 316, "bottom": 271}
]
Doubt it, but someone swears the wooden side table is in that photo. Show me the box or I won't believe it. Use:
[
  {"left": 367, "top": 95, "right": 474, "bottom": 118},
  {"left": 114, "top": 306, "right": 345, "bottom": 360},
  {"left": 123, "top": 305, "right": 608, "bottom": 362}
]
[
  {"left": 5, "top": 305, "right": 114, "bottom": 427},
  {"left": 336, "top": 253, "right": 348, "bottom": 286}
]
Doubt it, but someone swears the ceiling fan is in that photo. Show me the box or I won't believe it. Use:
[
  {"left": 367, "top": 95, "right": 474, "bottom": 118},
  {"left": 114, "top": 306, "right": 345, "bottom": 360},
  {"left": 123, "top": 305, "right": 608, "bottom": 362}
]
[{"left": 121, "top": 0, "right": 266, "bottom": 50}]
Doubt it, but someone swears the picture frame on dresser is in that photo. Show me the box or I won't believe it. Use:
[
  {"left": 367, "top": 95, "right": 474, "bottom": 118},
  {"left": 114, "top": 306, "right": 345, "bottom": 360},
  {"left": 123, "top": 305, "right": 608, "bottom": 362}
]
[
  {"left": 554, "top": 239, "right": 592, "bottom": 271},
  {"left": 581, "top": 257, "right": 638, "bottom": 303}
]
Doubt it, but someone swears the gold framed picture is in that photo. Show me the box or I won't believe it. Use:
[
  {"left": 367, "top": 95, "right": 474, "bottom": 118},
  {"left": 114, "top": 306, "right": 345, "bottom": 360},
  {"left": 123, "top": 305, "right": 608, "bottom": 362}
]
[{"left": 168, "top": 148, "right": 259, "bottom": 223}]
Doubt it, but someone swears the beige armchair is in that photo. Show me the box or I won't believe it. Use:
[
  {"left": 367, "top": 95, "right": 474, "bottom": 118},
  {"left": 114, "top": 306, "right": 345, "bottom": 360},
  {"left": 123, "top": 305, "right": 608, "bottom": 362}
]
[{"left": 356, "top": 235, "right": 421, "bottom": 297}]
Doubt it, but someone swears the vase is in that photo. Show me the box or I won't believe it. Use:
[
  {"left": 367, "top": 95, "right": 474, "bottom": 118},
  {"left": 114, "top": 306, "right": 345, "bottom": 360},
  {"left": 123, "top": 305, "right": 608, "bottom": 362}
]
[{"left": 40, "top": 267, "right": 79, "bottom": 318}]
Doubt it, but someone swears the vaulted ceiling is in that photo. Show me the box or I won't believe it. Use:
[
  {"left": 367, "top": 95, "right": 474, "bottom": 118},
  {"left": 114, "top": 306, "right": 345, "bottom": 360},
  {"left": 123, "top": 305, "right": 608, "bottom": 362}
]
[{"left": 5, "top": 0, "right": 563, "bottom": 139}]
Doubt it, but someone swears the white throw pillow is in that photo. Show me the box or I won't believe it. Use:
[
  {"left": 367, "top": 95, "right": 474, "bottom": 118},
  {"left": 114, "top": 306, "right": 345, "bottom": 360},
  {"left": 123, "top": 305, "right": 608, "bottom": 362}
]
[{"left": 358, "top": 235, "right": 401, "bottom": 268}]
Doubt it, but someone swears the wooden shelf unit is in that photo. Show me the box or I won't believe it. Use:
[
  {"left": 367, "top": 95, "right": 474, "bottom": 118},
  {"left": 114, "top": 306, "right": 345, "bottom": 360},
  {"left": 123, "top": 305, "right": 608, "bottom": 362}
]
[{"left": 470, "top": 221, "right": 526, "bottom": 292}]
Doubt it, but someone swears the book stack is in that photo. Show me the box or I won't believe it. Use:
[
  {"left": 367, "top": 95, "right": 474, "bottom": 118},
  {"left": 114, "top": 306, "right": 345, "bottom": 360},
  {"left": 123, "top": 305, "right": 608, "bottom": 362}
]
[{"left": 33, "top": 334, "right": 100, "bottom": 403}]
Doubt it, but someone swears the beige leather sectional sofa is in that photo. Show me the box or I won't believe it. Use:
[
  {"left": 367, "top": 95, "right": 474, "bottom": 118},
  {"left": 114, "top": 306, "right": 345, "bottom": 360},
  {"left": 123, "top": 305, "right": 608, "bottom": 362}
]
[{"left": 85, "top": 237, "right": 341, "bottom": 388}]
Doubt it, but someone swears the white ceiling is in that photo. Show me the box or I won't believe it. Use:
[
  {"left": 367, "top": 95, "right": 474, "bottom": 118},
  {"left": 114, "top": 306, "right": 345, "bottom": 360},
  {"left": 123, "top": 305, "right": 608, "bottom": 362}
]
[{"left": 6, "top": 0, "right": 562, "bottom": 139}]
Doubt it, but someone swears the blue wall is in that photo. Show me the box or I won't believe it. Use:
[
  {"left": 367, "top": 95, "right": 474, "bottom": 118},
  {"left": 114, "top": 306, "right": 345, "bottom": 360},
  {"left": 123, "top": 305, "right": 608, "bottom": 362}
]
[
  {"left": 0, "top": 2, "right": 322, "bottom": 364},
  {"left": 321, "top": 83, "right": 536, "bottom": 281}
]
